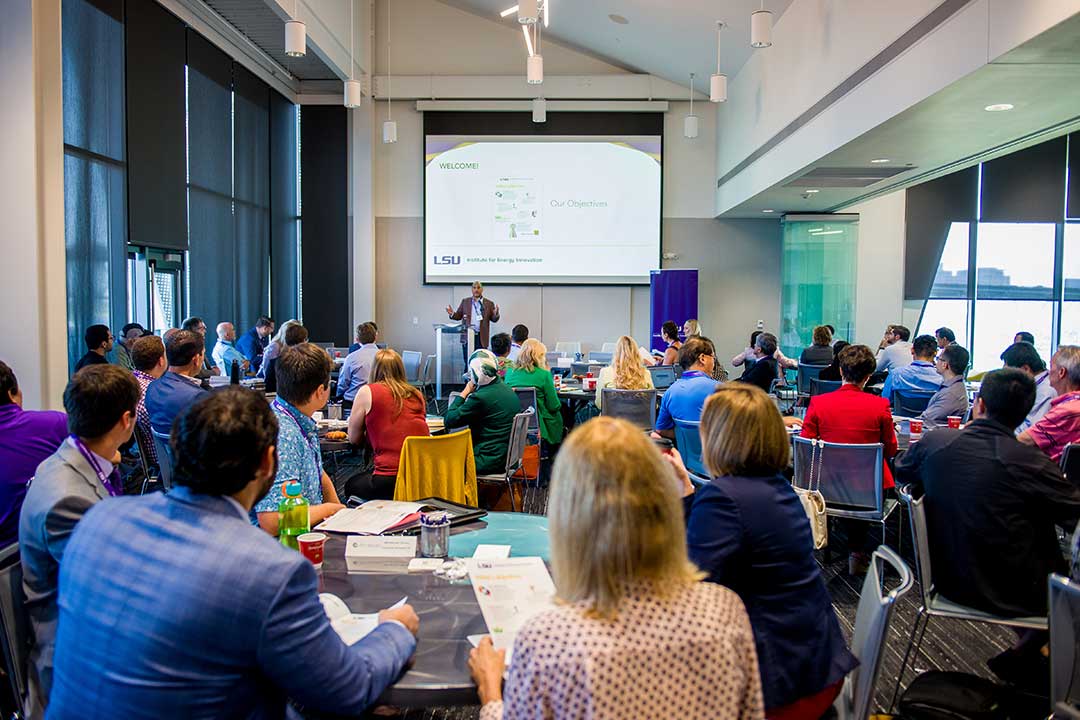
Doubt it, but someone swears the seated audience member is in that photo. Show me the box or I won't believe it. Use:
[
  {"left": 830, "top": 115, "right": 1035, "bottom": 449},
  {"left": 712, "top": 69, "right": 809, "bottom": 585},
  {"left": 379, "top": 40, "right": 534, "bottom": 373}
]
[
  {"left": 235, "top": 316, "right": 274, "bottom": 373},
  {"left": 254, "top": 344, "right": 344, "bottom": 534},
  {"left": 0, "top": 362, "right": 67, "bottom": 548},
  {"left": 683, "top": 386, "right": 857, "bottom": 717},
  {"left": 349, "top": 321, "right": 379, "bottom": 354},
  {"left": 920, "top": 344, "right": 970, "bottom": 428},
  {"left": 800, "top": 325, "right": 835, "bottom": 366},
  {"left": 732, "top": 329, "right": 794, "bottom": 385},
  {"left": 682, "top": 318, "right": 702, "bottom": 338},
  {"left": 266, "top": 323, "right": 309, "bottom": 393},
  {"left": 74, "top": 324, "right": 113, "bottom": 372},
  {"left": 1019, "top": 345, "right": 1080, "bottom": 462},
  {"left": 130, "top": 336, "right": 167, "bottom": 462},
  {"left": 595, "top": 335, "right": 654, "bottom": 412},
  {"left": 875, "top": 324, "right": 913, "bottom": 373},
  {"left": 111, "top": 322, "right": 145, "bottom": 370},
  {"left": 490, "top": 332, "right": 514, "bottom": 377},
  {"left": 469, "top": 417, "right": 763, "bottom": 720},
  {"left": 338, "top": 322, "right": 379, "bottom": 407},
  {"left": 144, "top": 330, "right": 209, "bottom": 436},
  {"left": 1015, "top": 331, "right": 1035, "bottom": 345},
  {"left": 47, "top": 388, "right": 418, "bottom": 718},
  {"left": 444, "top": 350, "right": 521, "bottom": 476},
  {"left": 257, "top": 318, "right": 299, "bottom": 379},
  {"left": 935, "top": 326, "right": 955, "bottom": 354},
  {"left": 346, "top": 349, "right": 430, "bottom": 500},
  {"left": 737, "top": 333, "right": 781, "bottom": 393},
  {"left": 508, "top": 324, "right": 528, "bottom": 363},
  {"left": 681, "top": 319, "right": 730, "bottom": 382},
  {"left": 661, "top": 320, "right": 683, "bottom": 366},
  {"left": 1002, "top": 341, "right": 1056, "bottom": 434},
  {"left": 896, "top": 368, "right": 1080, "bottom": 621},
  {"left": 20, "top": 365, "right": 139, "bottom": 706},
  {"left": 882, "top": 334, "right": 942, "bottom": 403},
  {"left": 181, "top": 316, "right": 220, "bottom": 379},
  {"left": 818, "top": 340, "right": 849, "bottom": 381},
  {"left": 212, "top": 322, "right": 250, "bottom": 377},
  {"left": 654, "top": 336, "right": 719, "bottom": 439},
  {"left": 505, "top": 339, "right": 564, "bottom": 448},
  {"left": 801, "top": 345, "right": 898, "bottom": 574},
  {"left": 731, "top": 330, "right": 763, "bottom": 368}
]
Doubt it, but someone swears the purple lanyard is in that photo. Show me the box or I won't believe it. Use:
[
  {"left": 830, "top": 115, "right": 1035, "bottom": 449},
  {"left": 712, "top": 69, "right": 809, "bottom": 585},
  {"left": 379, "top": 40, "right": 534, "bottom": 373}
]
[
  {"left": 69, "top": 436, "right": 122, "bottom": 497},
  {"left": 273, "top": 400, "right": 321, "bottom": 457}
]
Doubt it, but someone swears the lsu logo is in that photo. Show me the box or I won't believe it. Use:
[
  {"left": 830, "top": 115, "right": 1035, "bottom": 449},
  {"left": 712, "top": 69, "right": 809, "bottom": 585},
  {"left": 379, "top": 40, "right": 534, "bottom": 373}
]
[{"left": 433, "top": 255, "right": 461, "bottom": 265}]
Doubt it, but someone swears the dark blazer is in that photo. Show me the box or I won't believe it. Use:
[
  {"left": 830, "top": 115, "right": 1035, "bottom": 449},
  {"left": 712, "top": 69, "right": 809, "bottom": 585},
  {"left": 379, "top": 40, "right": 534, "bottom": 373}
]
[
  {"left": 443, "top": 380, "right": 520, "bottom": 475},
  {"left": 895, "top": 418, "right": 1080, "bottom": 616},
  {"left": 48, "top": 487, "right": 415, "bottom": 718},
  {"left": 737, "top": 356, "right": 778, "bottom": 393},
  {"left": 800, "top": 344, "right": 834, "bottom": 366},
  {"left": 235, "top": 327, "right": 267, "bottom": 373},
  {"left": 684, "top": 474, "right": 857, "bottom": 710},
  {"left": 450, "top": 296, "right": 499, "bottom": 348},
  {"left": 73, "top": 351, "right": 108, "bottom": 373},
  {"left": 144, "top": 371, "right": 209, "bottom": 435}
]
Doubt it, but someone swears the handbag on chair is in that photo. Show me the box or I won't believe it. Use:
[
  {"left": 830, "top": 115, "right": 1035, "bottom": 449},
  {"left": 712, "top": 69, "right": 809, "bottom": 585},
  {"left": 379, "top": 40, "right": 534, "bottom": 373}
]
[{"left": 794, "top": 438, "right": 828, "bottom": 550}]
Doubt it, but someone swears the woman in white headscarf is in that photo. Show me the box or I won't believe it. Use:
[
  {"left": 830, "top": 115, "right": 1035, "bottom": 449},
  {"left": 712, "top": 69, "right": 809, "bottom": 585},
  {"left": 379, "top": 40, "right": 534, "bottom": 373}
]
[{"left": 444, "top": 349, "right": 524, "bottom": 475}]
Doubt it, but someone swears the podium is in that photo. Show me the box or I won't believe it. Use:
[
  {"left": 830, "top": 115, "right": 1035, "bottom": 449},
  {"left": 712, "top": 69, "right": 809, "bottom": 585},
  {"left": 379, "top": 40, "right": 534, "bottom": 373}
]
[{"left": 433, "top": 323, "right": 475, "bottom": 399}]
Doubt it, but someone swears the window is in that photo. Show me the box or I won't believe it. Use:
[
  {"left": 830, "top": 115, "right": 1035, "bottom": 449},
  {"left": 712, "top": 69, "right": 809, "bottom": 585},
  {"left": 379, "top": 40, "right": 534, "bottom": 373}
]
[
  {"left": 1064, "top": 223, "right": 1080, "bottom": 348},
  {"left": 917, "top": 222, "right": 970, "bottom": 348}
]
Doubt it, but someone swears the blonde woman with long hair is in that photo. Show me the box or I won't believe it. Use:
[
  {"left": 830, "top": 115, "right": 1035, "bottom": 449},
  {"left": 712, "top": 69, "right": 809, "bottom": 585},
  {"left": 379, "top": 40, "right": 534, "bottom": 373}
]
[
  {"left": 595, "top": 335, "right": 654, "bottom": 412},
  {"left": 469, "top": 417, "right": 763, "bottom": 719},
  {"left": 257, "top": 318, "right": 299, "bottom": 379},
  {"left": 346, "top": 348, "right": 430, "bottom": 499},
  {"left": 505, "top": 339, "right": 564, "bottom": 446}
]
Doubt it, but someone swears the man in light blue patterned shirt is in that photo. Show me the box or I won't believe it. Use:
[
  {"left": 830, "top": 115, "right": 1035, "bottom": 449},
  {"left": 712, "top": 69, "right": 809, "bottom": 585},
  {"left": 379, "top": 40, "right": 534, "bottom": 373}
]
[
  {"left": 254, "top": 343, "right": 343, "bottom": 535},
  {"left": 212, "top": 322, "right": 250, "bottom": 377}
]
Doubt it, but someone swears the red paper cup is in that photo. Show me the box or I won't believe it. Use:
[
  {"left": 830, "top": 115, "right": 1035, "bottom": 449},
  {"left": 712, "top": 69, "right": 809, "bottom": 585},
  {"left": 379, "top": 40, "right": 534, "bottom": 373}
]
[
  {"left": 947, "top": 416, "right": 962, "bottom": 429},
  {"left": 297, "top": 532, "right": 328, "bottom": 569},
  {"left": 909, "top": 419, "right": 923, "bottom": 435}
]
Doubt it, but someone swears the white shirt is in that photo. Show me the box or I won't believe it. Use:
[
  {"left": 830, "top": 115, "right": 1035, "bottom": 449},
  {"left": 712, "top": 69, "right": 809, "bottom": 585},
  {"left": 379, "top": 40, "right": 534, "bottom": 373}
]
[
  {"left": 470, "top": 297, "right": 483, "bottom": 332},
  {"left": 1016, "top": 370, "right": 1057, "bottom": 435},
  {"left": 876, "top": 341, "right": 913, "bottom": 373}
]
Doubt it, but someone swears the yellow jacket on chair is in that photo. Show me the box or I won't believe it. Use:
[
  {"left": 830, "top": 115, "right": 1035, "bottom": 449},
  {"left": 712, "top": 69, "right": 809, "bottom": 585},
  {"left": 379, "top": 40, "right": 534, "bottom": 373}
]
[{"left": 393, "top": 429, "right": 479, "bottom": 507}]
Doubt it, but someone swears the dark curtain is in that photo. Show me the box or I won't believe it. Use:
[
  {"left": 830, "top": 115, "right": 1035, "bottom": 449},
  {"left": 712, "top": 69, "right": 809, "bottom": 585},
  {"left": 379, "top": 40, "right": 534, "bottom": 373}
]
[
  {"left": 270, "top": 91, "right": 299, "bottom": 323},
  {"left": 234, "top": 65, "right": 271, "bottom": 334},
  {"left": 980, "top": 136, "right": 1067, "bottom": 224},
  {"left": 903, "top": 166, "right": 978, "bottom": 301}
]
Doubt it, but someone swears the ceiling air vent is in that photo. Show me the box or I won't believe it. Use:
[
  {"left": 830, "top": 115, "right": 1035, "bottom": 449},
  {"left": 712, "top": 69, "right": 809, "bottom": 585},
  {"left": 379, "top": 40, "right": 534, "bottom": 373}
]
[{"left": 785, "top": 166, "right": 913, "bottom": 188}]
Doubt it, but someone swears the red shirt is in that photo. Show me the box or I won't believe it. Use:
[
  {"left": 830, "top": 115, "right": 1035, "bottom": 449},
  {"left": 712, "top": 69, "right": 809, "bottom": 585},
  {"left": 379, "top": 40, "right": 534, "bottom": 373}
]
[
  {"left": 366, "top": 383, "right": 430, "bottom": 476},
  {"left": 800, "top": 384, "right": 899, "bottom": 488},
  {"left": 1026, "top": 390, "right": 1080, "bottom": 463}
]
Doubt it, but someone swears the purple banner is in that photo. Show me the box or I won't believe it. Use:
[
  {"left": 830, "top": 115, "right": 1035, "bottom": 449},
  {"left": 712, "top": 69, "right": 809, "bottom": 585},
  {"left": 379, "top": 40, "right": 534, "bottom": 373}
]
[{"left": 649, "top": 269, "right": 699, "bottom": 353}]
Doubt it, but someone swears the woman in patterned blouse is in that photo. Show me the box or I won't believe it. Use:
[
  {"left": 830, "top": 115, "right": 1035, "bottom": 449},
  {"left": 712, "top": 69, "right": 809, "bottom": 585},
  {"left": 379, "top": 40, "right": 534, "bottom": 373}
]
[{"left": 469, "top": 417, "right": 764, "bottom": 720}]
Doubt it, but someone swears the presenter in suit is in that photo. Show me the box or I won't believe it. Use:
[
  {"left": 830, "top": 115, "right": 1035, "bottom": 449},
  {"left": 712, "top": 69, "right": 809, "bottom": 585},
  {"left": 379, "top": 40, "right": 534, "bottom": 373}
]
[{"left": 446, "top": 281, "right": 500, "bottom": 360}]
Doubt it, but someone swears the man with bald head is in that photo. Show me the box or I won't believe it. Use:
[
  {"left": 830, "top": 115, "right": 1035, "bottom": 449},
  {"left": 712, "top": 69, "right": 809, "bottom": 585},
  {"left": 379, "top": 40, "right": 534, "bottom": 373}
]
[{"left": 212, "top": 322, "right": 249, "bottom": 377}]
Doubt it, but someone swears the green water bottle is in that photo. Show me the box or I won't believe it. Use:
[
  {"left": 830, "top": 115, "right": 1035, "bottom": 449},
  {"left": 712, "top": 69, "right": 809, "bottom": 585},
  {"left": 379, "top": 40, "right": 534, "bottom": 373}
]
[{"left": 278, "top": 481, "right": 309, "bottom": 550}]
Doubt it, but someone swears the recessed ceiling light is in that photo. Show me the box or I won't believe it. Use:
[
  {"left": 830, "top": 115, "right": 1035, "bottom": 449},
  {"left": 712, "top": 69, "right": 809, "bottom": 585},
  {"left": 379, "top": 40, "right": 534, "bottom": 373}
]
[
  {"left": 762, "top": 209, "right": 775, "bottom": 213},
  {"left": 984, "top": 103, "right": 1014, "bottom": 112},
  {"left": 805, "top": 189, "right": 820, "bottom": 194},
  {"left": 608, "top": 13, "right": 629, "bottom": 24},
  {"left": 870, "top": 158, "right": 890, "bottom": 164}
]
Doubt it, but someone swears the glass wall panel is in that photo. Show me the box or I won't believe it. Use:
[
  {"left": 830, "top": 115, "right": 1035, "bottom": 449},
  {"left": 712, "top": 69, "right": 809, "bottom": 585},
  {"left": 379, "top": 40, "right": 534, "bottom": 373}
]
[
  {"left": 1063, "top": 223, "right": 1080, "bottom": 348},
  {"left": 780, "top": 220, "right": 857, "bottom": 358}
]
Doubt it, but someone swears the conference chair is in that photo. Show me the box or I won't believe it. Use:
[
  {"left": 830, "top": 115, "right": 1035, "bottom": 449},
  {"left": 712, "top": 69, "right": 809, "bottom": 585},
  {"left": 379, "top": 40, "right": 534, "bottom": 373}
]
[
  {"left": 554, "top": 341, "right": 581, "bottom": 358},
  {"left": 834, "top": 546, "right": 914, "bottom": 720},
  {"left": 512, "top": 386, "right": 541, "bottom": 441},
  {"left": 890, "top": 485, "right": 1047, "bottom": 709},
  {"left": 0, "top": 544, "right": 29, "bottom": 720},
  {"left": 476, "top": 409, "right": 533, "bottom": 513},
  {"left": 1061, "top": 443, "right": 1080, "bottom": 486},
  {"left": 810, "top": 377, "right": 842, "bottom": 396},
  {"left": 891, "top": 389, "right": 936, "bottom": 417},
  {"left": 131, "top": 423, "right": 160, "bottom": 494},
  {"left": 419, "top": 354, "right": 436, "bottom": 411},
  {"left": 393, "top": 429, "right": 478, "bottom": 507},
  {"left": 673, "top": 418, "right": 710, "bottom": 485},
  {"left": 1050, "top": 574, "right": 1080, "bottom": 719},
  {"left": 402, "top": 351, "right": 423, "bottom": 383},
  {"left": 600, "top": 389, "right": 657, "bottom": 432},
  {"left": 797, "top": 363, "right": 829, "bottom": 395},
  {"left": 570, "top": 362, "right": 604, "bottom": 377},
  {"left": 149, "top": 428, "right": 175, "bottom": 491}
]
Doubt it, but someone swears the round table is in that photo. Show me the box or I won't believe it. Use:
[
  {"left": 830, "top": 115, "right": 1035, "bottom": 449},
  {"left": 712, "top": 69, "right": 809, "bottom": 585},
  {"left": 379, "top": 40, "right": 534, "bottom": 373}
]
[{"left": 319, "top": 512, "right": 550, "bottom": 707}]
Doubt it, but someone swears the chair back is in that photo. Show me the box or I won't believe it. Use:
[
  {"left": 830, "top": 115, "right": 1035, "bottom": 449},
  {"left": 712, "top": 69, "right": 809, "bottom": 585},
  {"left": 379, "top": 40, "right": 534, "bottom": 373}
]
[
  {"left": 570, "top": 362, "right": 604, "bottom": 377},
  {"left": 600, "top": 388, "right": 657, "bottom": 431},
  {"left": 149, "top": 428, "right": 175, "bottom": 490},
  {"left": 0, "top": 544, "right": 29, "bottom": 717},
  {"left": 504, "top": 410, "right": 533, "bottom": 476},
  {"left": 1050, "top": 574, "right": 1080, "bottom": 718},
  {"left": 797, "top": 363, "right": 829, "bottom": 394},
  {"left": 835, "top": 546, "right": 914, "bottom": 720},
  {"left": 394, "top": 429, "right": 478, "bottom": 506},
  {"left": 810, "top": 377, "right": 842, "bottom": 396},
  {"left": 512, "top": 387, "right": 541, "bottom": 436},
  {"left": 587, "top": 351, "right": 612, "bottom": 364},
  {"left": 898, "top": 485, "right": 936, "bottom": 609},
  {"left": 554, "top": 341, "right": 581, "bottom": 357},
  {"left": 402, "top": 351, "right": 423, "bottom": 383},
  {"left": 673, "top": 418, "right": 709, "bottom": 480},
  {"left": 1062, "top": 444, "right": 1080, "bottom": 485},
  {"left": 792, "top": 437, "right": 884, "bottom": 511},
  {"left": 601, "top": 342, "right": 617, "bottom": 353},
  {"left": 132, "top": 423, "right": 157, "bottom": 492},
  {"left": 891, "top": 389, "right": 935, "bottom": 417}
]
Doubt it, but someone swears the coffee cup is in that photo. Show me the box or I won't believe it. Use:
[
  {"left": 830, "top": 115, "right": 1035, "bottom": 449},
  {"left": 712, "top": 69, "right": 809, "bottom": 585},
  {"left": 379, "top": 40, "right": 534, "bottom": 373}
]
[
  {"left": 909, "top": 419, "right": 923, "bottom": 435},
  {"left": 947, "top": 416, "right": 962, "bottom": 429},
  {"left": 297, "top": 532, "right": 328, "bottom": 569}
]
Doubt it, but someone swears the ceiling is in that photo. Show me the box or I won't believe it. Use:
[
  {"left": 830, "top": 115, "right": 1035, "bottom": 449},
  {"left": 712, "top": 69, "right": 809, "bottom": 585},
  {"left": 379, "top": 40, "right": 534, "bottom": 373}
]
[
  {"left": 438, "top": 0, "right": 796, "bottom": 87},
  {"left": 725, "top": 11, "right": 1080, "bottom": 217}
]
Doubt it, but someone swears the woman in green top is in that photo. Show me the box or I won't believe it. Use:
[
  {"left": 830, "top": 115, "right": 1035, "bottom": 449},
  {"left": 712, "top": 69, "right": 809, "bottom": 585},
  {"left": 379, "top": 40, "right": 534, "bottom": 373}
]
[
  {"left": 444, "top": 349, "right": 522, "bottom": 476},
  {"left": 505, "top": 339, "right": 565, "bottom": 445}
]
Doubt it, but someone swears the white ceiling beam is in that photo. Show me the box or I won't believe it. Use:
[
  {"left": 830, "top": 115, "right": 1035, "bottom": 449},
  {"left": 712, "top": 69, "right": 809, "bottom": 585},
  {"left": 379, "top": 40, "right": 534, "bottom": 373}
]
[
  {"left": 415, "top": 100, "right": 670, "bottom": 112},
  {"left": 372, "top": 74, "right": 707, "bottom": 101}
]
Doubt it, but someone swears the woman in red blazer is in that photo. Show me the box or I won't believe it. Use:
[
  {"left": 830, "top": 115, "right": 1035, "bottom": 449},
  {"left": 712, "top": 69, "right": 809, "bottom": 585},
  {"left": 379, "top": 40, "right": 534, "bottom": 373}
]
[{"left": 800, "top": 344, "right": 898, "bottom": 574}]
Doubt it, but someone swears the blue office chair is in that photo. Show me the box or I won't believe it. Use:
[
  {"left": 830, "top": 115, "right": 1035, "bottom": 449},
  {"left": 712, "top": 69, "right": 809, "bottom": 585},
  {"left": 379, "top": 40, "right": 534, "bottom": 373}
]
[
  {"left": 673, "top": 418, "right": 709, "bottom": 485},
  {"left": 891, "top": 389, "right": 936, "bottom": 417}
]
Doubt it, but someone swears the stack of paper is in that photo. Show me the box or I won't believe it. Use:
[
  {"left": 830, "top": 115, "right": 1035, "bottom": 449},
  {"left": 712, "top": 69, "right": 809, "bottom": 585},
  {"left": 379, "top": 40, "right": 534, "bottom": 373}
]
[
  {"left": 344, "top": 535, "right": 418, "bottom": 572},
  {"left": 468, "top": 557, "right": 556, "bottom": 653},
  {"left": 316, "top": 500, "right": 423, "bottom": 535},
  {"left": 319, "top": 594, "right": 407, "bottom": 646}
]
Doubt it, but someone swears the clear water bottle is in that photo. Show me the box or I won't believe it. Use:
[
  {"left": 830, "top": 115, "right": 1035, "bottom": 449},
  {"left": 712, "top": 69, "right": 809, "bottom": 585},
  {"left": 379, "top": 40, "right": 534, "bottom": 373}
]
[{"left": 278, "top": 480, "right": 309, "bottom": 550}]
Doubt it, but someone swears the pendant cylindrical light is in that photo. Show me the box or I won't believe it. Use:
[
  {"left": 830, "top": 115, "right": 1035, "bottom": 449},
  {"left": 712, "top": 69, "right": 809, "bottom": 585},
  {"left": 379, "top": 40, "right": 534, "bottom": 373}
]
[
  {"left": 285, "top": 20, "right": 306, "bottom": 57},
  {"left": 710, "top": 22, "right": 727, "bottom": 103},
  {"left": 383, "top": 120, "right": 398, "bottom": 144},
  {"left": 344, "top": 79, "right": 362, "bottom": 108},
  {"left": 518, "top": 0, "right": 539, "bottom": 24},
  {"left": 532, "top": 97, "right": 547, "bottom": 123},
  {"left": 527, "top": 54, "right": 544, "bottom": 84},
  {"left": 751, "top": 9, "right": 773, "bottom": 48},
  {"left": 684, "top": 72, "right": 698, "bottom": 139}
]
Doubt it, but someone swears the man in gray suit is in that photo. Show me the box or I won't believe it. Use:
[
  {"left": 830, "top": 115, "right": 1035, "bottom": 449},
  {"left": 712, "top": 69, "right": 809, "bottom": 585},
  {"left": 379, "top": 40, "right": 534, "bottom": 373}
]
[{"left": 19, "top": 364, "right": 140, "bottom": 710}]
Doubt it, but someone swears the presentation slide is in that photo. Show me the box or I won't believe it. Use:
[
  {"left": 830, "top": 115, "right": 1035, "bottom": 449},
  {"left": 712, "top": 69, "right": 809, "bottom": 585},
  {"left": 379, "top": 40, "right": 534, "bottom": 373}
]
[{"left": 424, "top": 135, "right": 661, "bottom": 285}]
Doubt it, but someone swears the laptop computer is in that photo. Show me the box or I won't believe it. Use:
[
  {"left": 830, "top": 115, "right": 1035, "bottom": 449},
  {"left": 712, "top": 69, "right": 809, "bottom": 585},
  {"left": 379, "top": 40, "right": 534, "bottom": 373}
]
[{"left": 648, "top": 364, "right": 678, "bottom": 389}]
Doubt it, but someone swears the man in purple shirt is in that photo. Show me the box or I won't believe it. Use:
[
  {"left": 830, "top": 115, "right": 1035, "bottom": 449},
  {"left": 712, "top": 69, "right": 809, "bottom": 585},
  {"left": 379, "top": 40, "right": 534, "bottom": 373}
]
[{"left": 0, "top": 362, "right": 67, "bottom": 548}]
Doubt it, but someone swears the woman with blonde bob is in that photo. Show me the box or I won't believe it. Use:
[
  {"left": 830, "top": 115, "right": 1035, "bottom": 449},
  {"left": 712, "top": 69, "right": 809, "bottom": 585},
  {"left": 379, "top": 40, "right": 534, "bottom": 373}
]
[
  {"left": 346, "top": 348, "right": 430, "bottom": 499},
  {"left": 504, "top": 338, "right": 563, "bottom": 446},
  {"left": 594, "top": 335, "right": 654, "bottom": 412},
  {"left": 679, "top": 384, "right": 856, "bottom": 719},
  {"left": 470, "top": 417, "right": 763, "bottom": 719}
]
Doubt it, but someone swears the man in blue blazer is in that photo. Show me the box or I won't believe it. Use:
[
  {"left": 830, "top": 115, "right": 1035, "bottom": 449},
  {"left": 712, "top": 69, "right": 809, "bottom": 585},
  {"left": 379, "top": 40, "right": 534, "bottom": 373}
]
[
  {"left": 47, "top": 388, "right": 418, "bottom": 719},
  {"left": 144, "top": 329, "right": 209, "bottom": 435}
]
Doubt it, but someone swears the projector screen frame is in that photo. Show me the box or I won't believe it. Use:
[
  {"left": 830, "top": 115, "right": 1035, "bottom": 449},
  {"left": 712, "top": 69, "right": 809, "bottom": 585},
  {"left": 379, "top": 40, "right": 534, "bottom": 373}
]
[{"left": 421, "top": 111, "right": 664, "bottom": 287}]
